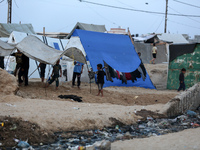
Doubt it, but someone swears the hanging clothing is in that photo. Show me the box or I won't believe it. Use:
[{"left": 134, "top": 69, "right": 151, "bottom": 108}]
[
  {"left": 104, "top": 61, "right": 113, "bottom": 82},
  {"left": 130, "top": 69, "right": 141, "bottom": 83}
]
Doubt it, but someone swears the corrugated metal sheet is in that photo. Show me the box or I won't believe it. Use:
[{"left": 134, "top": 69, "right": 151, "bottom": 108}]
[
  {"left": 0, "top": 23, "right": 35, "bottom": 37},
  {"left": 167, "top": 44, "right": 200, "bottom": 90}
]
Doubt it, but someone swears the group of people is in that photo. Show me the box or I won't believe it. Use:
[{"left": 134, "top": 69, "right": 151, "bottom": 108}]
[{"left": 8, "top": 43, "right": 185, "bottom": 95}]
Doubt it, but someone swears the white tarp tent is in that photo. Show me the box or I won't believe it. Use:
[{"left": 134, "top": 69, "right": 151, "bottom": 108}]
[
  {"left": 5, "top": 31, "right": 70, "bottom": 81},
  {"left": 63, "top": 36, "right": 90, "bottom": 83},
  {"left": 0, "top": 39, "right": 16, "bottom": 56},
  {"left": 16, "top": 35, "right": 63, "bottom": 65},
  {"left": 1, "top": 31, "right": 90, "bottom": 83}
]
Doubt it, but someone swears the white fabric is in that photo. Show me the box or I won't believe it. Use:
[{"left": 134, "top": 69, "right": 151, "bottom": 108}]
[
  {"left": 133, "top": 34, "right": 156, "bottom": 41},
  {"left": 16, "top": 35, "right": 63, "bottom": 65},
  {"left": 0, "top": 39, "right": 16, "bottom": 56},
  {"left": 63, "top": 37, "right": 90, "bottom": 82},
  {"left": 157, "top": 33, "right": 189, "bottom": 44}
]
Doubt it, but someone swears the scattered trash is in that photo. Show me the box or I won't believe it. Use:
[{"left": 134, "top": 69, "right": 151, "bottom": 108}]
[
  {"left": 10, "top": 124, "right": 17, "bottom": 130},
  {"left": 5, "top": 103, "right": 16, "bottom": 107},
  {"left": 3, "top": 109, "right": 200, "bottom": 150},
  {"left": 73, "top": 107, "right": 80, "bottom": 110},
  {"left": 0, "top": 122, "right": 4, "bottom": 127},
  {"left": 58, "top": 95, "right": 83, "bottom": 102},
  {"left": 14, "top": 139, "right": 30, "bottom": 148},
  {"left": 134, "top": 96, "right": 139, "bottom": 99},
  {"left": 187, "top": 110, "right": 197, "bottom": 117}
]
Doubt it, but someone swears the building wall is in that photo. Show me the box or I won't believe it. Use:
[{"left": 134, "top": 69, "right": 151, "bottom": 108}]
[
  {"left": 134, "top": 42, "right": 168, "bottom": 64},
  {"left": 161, "top": 83, "right": 200, "bottom": 117},
  {"left": 167, "top": 44, "right": 200, "bottom": 90}
]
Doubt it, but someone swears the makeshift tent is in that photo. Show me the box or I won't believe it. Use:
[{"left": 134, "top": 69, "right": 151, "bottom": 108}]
[
  {"left": 66, "top": 22, "right": 106, "bottom": 39},
  {"left": 0, "top": 23, "right": 35, "bottom": 37},
  {"left": 5, "top": 31, "right": 70, "bottom": 81},
  {"left": 70, "top": 29, "right": 155, "bottom": 89},
  {"left": 133, "top": 34, "right": 157, "bottom": 43},
  {"left": 0, "top": 39, "right": 16, "bottom": 56},
  {"left": 157, "top": 33, "right": 189, "bottom": 44},
  {"left": 167, "top": 43, "right": 200, "bottom": 90},
  {"left": 16, "top": 35, "right": 64, "bottom": 65}
]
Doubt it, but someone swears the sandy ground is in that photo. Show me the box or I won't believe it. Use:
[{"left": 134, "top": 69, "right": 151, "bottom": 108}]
[
  {"left": 112, "top": 128, "right": 200, "bottom": 150},
  {"left": 2, "top": 64, "right": 199, "bottom": 149}
]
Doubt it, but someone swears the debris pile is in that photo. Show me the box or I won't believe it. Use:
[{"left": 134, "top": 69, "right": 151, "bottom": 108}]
[
  {"left": 0, "top": 116, "right": 55, "bottom": 148},
  {"left": 31, "top": 110, "right": 200, "bottom": 150},
  {"left": 0, "top": 68, "right": 18, "bottom": 95}
]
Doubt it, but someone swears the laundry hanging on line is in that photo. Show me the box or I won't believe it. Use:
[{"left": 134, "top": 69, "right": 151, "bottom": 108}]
[{"left": 104, "top": 61, "right": 147, "bottom": 84}]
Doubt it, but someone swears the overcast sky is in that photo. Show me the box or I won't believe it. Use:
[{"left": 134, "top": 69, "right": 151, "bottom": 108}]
[{"left": 0, "top": 0, "right": 199, "bottom": 38}]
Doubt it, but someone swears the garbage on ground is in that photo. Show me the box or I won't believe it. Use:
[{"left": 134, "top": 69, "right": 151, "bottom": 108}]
[
  {"left": 3, "top": 109, "right": 200, "bottom": 150},
  {"left": 14, "top": 139, "right": 31, "bottom": 148}
]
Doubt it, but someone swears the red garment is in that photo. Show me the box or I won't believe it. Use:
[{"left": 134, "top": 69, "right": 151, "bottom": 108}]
[
  {"left": 116, "top": 70, "right": 120, "bottom": 79},
  {"left": 125, "top": 73, "right": 132, "bottom": 80}
]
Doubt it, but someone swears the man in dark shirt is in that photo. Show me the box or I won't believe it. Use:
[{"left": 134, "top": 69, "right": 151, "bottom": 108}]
[
  {"left": 178, "top": 68, "right": 186, "bottom": 92},
  {"left": 46, "top": 60, "right": 62, "bottom": 90},
  {"left": 0, "top": 56, "right": 4, "bottom": 69},
  {"left": 39, "top": 63, "right": 46, "bottom": 82},
  {"left": 22, "top": 54, "right": 29, "bottom": 86}
]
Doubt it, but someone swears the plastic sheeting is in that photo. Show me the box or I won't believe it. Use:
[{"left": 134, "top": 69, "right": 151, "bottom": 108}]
[
  {"left": 0, "top": 39, "right": 16, "bottom": 56},
  {"left": 72, "top": 29, "right": 155, "bottom": 89},
  {"left": 16, "top": 35, "right": 63, "bottom": 65}
]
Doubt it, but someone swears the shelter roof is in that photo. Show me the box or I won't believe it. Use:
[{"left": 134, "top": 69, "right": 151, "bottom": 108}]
[
  {"left": 66, "top": 22, "right": 106, "bottom": 39},
  {"left": 157, "top": 33, "right": 189, "bottom": 44},
  {"left": 0, "top": 23, "right": 35, "bottom": 37}
]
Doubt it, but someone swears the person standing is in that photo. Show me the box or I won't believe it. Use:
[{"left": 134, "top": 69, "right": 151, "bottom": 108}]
[
  {"left": 39, "top": 63, "right": 46, "bottom": 82},
  {"left": 0, "top": 56, "right": 4, "bottom": 69},
  {"left": 72, "top": 61, "right": 84, "bottom": 89},
  {"left": 178, "top": 68, "right": 186, "bottom": 92},
  {"left": 19, "top": 54, "right": 29, "bottom": 86},
  {"left": 150, "top": 43, "right": 157, "bottom": 64},
  {"left": 11, "top": 49, "right": 23, "bottom": 76},
  {"left": 46, "top": 60, "right": 62, "bottom": 90},
  {"left": 96, "top": 64, "right": 106, "bottom": 97}
]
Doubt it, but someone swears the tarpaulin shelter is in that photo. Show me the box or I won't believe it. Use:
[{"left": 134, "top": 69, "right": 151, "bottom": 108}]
[
  {"left": 167, "top": 43, "right": 200, "bottom": 90},
  {"left": 0, "top": 23, "right": 35, "bottom": 37},
  {"left": 70, "top": 29, "right": 155, "bottom": 89},
  {"left": 66, "top": 22, "right": 106, "bottom": 39},
  {"left": 0, "top": 39, "right": 15, "bottom": 56}
]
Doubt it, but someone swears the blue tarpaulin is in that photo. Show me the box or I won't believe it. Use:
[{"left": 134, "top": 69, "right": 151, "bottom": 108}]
[{"left": 72, "top": 29, "right": 155, "bottom": 89}]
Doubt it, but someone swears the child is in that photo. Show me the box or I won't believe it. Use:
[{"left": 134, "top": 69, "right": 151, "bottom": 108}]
[
  {"left": 46, "top": 60, "right": 62, "bottom": 90},
  {"left": 178, "top": 68, "right": 186, "bottom": 92},
  {"left": 96, "top": 64, "right": 106, "bottom": 97},
  {"left": 150, "top": 43, "right": 157, "bottom": 64}
]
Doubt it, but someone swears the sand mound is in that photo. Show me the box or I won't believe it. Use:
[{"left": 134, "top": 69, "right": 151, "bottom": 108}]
[{"left": 0, "top": 68, "right": 18, "bottom": 95}]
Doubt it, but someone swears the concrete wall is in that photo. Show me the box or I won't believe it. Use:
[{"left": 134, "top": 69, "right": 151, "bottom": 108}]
[
  {"left": 134, "top": 42, "right": 167, "bottom": 64},
  {"left": 161, "top": 83, "right": 200, "bottom": 117}
]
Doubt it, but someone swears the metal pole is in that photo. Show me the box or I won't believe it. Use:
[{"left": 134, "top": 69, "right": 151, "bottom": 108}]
[
  {"left": 164, "top": 0, "right": 168, "bottom": 33},
  {"left": 7, "top": 0, "right": 12, "bottom": 23}
]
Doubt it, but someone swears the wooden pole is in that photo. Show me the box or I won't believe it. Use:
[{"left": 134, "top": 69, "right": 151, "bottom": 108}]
[
  {"left": 7, "top": 0, "right": 12, "bottom": 23},
  {"left": 43, "top": 27, "right": 45, "bottom": 36},
  {"left": 164, "top": 0, "right": 168, "bottom": 33},
  {"left": 128, "top": 27, "right": 134, "bottom": 45}
]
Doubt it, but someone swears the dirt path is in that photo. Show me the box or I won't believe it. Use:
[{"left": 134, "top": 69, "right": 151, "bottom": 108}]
[
  {"left": 16, "top": 80, "right": 177, "bottom": 106},
  {"left": 112, "top": 128, "right": 200, "bottom": 150}
]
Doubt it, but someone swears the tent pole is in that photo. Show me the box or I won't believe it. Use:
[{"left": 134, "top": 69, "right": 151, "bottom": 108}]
[
  {"left": 28, "top": 66, "right": 39, "bottom": 78},
  {"left": 35, "top": 60, "right": 40, "bottom": 76},
  {"left": 128, "top": 27, "right": 134, "bottom": 45}
]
